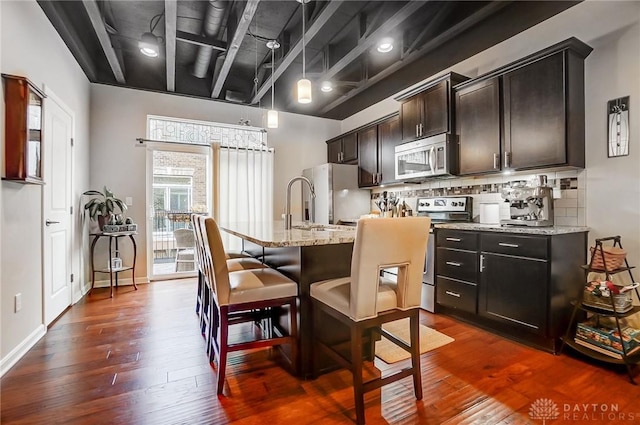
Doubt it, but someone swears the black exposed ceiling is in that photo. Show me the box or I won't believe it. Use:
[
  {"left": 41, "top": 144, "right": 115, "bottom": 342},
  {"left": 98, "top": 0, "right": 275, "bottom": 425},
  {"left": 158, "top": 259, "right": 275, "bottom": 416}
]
[{"left": 38, "top": 0, "right": 580, "bottom": 120}]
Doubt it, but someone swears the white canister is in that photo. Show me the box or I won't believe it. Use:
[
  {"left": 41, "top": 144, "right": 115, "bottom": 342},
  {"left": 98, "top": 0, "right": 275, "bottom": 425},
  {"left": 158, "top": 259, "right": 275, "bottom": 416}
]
[{"left": 479, "top": 203, "right": 500, "bottom": 224}]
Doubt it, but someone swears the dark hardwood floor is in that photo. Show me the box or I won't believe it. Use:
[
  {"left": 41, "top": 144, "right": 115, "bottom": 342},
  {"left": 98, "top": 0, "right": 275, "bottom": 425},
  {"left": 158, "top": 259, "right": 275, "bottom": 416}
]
[{"left": 1, "top": 279, "right": 637, "bottom": 424}]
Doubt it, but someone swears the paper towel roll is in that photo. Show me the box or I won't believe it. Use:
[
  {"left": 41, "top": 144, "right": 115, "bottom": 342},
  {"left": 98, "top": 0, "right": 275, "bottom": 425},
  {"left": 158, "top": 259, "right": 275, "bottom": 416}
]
[{"left": 480, "top": 203, "right": 500, "bottom": 224}]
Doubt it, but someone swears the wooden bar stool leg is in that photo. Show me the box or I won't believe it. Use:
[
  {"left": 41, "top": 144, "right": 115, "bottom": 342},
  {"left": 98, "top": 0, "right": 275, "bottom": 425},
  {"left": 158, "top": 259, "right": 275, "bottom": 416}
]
[
  {"left": 410, "top": 312, "right": 423, "bottom": 400},
  {"left": 216, "top": 306, "right": 229, "bottom": 395},
  {"left": 351, "top": 324, "right": 365, "bottom": 425}
]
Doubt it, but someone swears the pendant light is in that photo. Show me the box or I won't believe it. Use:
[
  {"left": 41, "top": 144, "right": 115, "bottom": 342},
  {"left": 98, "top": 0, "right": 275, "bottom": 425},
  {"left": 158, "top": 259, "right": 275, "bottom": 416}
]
[
  {"left": 266, "top": 40, "right": 280, "bottom": 128},
  {"left": 297, "top": 0, "right": 312, "bottom": 104}
]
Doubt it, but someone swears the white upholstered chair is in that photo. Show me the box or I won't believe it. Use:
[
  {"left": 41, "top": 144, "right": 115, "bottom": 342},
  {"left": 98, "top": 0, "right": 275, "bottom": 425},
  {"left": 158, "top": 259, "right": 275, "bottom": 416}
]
[
  {"left": 197, "top": 216, "right": 298, "bottom": 395},
  {"left": 310, "top": 217, "right": 430, "bottom": 425},
  {"left": 191, "top": 215, "right": 266, "bottom": 341}
]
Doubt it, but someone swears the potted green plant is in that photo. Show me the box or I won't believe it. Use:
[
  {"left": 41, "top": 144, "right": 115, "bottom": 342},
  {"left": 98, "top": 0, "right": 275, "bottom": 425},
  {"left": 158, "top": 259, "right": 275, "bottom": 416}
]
[{"left": 83, "top": 186, "right": 127, "bottom": 230}]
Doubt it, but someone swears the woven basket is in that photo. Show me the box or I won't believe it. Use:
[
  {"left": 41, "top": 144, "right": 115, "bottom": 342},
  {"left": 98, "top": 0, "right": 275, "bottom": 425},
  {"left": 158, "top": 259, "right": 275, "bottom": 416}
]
[{"left": 589, "top": 246, "right": 626, "bottom": 270}]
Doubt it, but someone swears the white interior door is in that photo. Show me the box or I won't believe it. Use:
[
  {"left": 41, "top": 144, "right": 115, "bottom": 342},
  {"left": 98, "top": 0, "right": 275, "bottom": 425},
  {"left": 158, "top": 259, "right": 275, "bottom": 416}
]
[{"left": 43, "top": 92, "right": 73, "bottom": 325}]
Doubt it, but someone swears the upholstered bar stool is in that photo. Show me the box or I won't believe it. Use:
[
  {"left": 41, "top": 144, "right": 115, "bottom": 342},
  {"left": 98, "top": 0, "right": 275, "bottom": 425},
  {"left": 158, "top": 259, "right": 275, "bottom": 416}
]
[
  {"left": 310, "top": 217, "right": 430, "bottom": 425},
  {"left": 201, "top": 217, "right": 298, "bottom": 395},
  {"left": 192, "top": 215, "right": 266, "bottom": 344}
]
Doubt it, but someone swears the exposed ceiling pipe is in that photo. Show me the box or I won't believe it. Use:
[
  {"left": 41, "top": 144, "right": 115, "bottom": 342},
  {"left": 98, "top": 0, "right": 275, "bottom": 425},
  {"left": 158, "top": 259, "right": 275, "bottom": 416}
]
[{"left": 193, "top": 0, "right": 226, "bottom": 78}]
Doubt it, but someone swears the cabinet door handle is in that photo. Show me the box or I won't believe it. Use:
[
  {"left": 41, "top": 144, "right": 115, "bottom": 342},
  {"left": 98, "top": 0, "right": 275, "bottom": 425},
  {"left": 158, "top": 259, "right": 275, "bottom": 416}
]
[
  {"left": 419, "top": 123, "right": 424, "bottom": 137},
  {"left": 480, "top": 254, "right": 485, "bottom": 272},
  {"left": 493, "top": 153, "right": 499, "bottom": 169},
  {"left": 415, "top": 124, "right": 419, "bottom": 138},
  {"left": 498, "top": 242, "right": 519, "bottom": 248},
  {"left": 446, "top": 261, "right": 462, "bottom": 267},
  {"left": 377, "top": 173, "right": 382, "bottom": 184},
  {"left": 445, "top": 290, "right": 461, "bottom": 298},
  {"left": 446, "top": 237, "right": 461, "bottom": 242},
  {"left": 504, "top": 151, "right": 511, "bottom": 168},
  {"left": 45, "top": 220, "right": 60, "bottom": 226}
]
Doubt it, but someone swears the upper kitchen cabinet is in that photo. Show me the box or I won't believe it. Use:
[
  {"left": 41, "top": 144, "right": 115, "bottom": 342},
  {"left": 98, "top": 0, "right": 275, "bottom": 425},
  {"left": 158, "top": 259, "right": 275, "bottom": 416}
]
[
  {"left": 2, "top": 74, "right": 46, "bottom": 184},
  {"left": 397, "top": 73, "right": 468, "bottom": 143},
  {"left": 327, "top": 133, "right": 358, "bottom": 164},
  {"left": 503, "top": 48, "right": 589, "bottom": 170},
  {"left": 455, "top": 77, "right": 501, "bottom": 175},
  {"left": 454, "top": 38, "right": 593, "bottom": 176},
  {"left": 358, "top": 115, "right": 401, "bottom": 188}
]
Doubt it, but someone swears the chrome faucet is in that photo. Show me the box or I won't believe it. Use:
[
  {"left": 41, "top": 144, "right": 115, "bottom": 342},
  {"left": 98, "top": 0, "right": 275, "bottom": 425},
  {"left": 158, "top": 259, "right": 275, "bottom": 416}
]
[{"left": 285, "top": 176, "right": 315, "bottom": 229}]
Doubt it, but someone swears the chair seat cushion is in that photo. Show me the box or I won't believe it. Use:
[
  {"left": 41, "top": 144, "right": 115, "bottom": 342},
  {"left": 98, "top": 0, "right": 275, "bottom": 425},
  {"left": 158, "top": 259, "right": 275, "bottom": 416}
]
[
  {"left": 228, "top": 268, "right": 298, "bottom": 305},
  {"left": 176, "top": 249, "right": 195, "bottom": 261},
  {"left": 310, "top": 276, "right": 398, "bottom": 320},
  {"left": 227, "top": 257, "right": 267, "bottom": 272}
]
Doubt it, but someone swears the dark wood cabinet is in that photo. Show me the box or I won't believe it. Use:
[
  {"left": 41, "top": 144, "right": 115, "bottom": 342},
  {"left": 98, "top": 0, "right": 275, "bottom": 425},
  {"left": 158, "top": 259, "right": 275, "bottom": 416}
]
[
  {"left": 2, "top": 74, "right": 46, "bottom": 184},
  {"left": 398, "top": 73, "right": 468, "bottom": 143},
  {"left": 454, "top": 38, "right": 592, "bottom": 176},
  {"left": 357, "top": 125, "right": 378, "bottom": 187},
  {"left": 377, "top": 115, "right": 400, "bottom": 185},
  {"left": 355, "top": 115, "right": 401, "bottom": 188},
  {"left": 503, "top": 51, "right": 586, "bottom": 169},
  {"left": 479, "top": 252, "right": 548, "bottom": 334},
  {"left": 327, "top": 133, "right": 358, "bottom": 164},
  {"left": 435, "top": 228, "right": 587, "bottom": 353},
  {"left": 455, "top": 77, "right": 501, "bottom": 175}
]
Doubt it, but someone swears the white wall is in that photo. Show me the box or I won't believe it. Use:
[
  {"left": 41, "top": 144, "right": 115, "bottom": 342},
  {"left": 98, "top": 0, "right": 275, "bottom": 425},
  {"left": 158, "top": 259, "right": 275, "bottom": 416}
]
[
  {"left": 89, "top": 84, "right": 341, "bottom": 279},
  {"left": 1, "top": 0, "right": 91, "bottom": 370},
  {"left": 341, "top": 0, "right": 640, "bottom": 274}
]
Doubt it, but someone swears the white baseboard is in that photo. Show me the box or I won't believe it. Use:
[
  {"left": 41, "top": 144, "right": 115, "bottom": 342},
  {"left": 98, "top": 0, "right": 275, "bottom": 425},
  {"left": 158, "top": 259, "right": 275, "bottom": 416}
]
[
  {"left": 91, "top": 277, "right": 150, "bottom": 288},
  {"left": 0, "top": 325, "right": 47, "bottom": 377}
]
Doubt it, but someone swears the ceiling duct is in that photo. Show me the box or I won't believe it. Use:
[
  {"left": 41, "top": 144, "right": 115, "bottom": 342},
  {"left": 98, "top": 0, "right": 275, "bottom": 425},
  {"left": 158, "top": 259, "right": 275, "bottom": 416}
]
[{"left": 193, "top": 0, "right": 227, "bottom": 78}]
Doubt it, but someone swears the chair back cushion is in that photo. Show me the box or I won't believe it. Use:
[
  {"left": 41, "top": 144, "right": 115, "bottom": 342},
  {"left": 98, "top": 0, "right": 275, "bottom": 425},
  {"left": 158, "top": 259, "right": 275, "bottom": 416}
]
[
  {"left": 350, "top": 217, "right": 430, "bottom": 320},
  {"left": 201, "top": 217, "right": 232, "bottom": 305}
]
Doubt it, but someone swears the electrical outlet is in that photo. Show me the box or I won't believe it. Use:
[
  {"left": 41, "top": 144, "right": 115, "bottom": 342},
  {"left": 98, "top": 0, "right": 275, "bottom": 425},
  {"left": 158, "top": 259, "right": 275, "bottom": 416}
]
[
  {"left": 125, "top": 197, "right": 133, "bottom": 206},
  {"left": 15, "top": 293, "right": 22, "bottom": 312}
]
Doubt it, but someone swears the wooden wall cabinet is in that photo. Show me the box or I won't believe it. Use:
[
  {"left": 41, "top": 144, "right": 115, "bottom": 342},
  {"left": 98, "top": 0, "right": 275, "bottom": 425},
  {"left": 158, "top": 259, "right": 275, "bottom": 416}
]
[
  {"left": 454, "top": 38, "right": 592, "bottom": 176},
  {"left": 327, "top": 133, "right": 357, "bottom": 164},
  {"left": 455, "top": 77, "right": 501, "bottom": 175},
  {"left": 357, "top": 115, "right": 401, "bottom": 188},
  {"left": 398, "top": 73, "right": 468, "bottom": 143},
  {"left": 2, "top": 74, "right": 46, "bottom": 184}
]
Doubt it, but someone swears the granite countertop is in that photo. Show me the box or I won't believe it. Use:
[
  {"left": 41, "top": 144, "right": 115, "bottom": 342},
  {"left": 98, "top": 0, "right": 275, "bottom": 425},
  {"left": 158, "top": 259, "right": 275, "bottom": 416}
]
[
  {"left": 433, "top": 222, "right": 590, "bottom": 235},
  {"left": 219, "top": 221, "right": 356, "bottom": 248}
]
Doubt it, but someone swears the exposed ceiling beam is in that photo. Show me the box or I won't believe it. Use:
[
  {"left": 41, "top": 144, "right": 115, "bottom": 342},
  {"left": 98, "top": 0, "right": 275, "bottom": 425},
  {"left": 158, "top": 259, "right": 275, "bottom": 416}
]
[
  {"left": 210, "top": 0, "right": 261, "bottom": 98},
  {"left": 165, "top": 0, "right": 177, "bottom": 92},
  {"left": 36, "top": 1, "right": 98, "bottom": 82},
  {"left": 82, "top": 0, "right": 125, "bottom": 84},
  {"left": 319, "top": 2, "right": 509, "bottom": 115},
  {"left": 319, "top": 1, "right": 426, "bottom": 85},
  {"left": 250, "top": 0, "right": 344, "bottom": 104},
  {"left": 176, "top": 30, "right": 227, "bottom": 51}
]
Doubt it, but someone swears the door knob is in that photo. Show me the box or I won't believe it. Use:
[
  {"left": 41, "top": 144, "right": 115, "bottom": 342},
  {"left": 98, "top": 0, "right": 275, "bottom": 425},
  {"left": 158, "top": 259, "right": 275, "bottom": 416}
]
[{"left": 45, "top": 220, "right": 60, "bottom": 226}]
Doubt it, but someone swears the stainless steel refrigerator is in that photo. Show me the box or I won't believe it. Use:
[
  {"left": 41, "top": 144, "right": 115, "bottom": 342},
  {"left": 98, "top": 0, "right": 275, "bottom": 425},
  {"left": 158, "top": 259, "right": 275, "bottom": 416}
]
[{"left": 302, "top": 163, "right": 371, "bottom": 225}]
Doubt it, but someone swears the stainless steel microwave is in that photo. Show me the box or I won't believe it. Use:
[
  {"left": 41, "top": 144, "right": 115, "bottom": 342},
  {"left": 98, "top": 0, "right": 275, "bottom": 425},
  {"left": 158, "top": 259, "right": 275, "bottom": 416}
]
[{"left": 395, "top": 133, "right": 457, "bottom": 180}]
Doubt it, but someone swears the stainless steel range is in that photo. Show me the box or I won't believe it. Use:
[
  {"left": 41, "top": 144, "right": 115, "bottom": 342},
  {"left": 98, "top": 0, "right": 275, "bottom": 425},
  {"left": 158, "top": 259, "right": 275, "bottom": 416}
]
[{"left": 381, "top": 196, "right": 473, "bottom": 313}]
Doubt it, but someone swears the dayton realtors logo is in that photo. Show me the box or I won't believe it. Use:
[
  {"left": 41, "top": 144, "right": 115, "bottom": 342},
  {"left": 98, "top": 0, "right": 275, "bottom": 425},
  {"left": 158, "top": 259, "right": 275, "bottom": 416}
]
[{"left": 529, "top": 399, "right": 639, "bottom": 423}]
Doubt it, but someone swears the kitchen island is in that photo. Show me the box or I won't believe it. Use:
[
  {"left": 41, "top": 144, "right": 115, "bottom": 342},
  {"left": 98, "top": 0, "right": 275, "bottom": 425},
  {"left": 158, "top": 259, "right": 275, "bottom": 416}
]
[{"left": 219, "top": 221, "right": 357, "bottom": 378}]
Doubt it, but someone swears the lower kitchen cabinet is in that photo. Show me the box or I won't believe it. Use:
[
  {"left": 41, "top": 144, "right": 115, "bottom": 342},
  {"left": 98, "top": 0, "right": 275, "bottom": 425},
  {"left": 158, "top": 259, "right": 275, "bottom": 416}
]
[
  {"left": 479, "top": 252, "right": 548, "bottom": 333},
  {"left": 435, "top": 228, "right": 587, "bottom": 353}
]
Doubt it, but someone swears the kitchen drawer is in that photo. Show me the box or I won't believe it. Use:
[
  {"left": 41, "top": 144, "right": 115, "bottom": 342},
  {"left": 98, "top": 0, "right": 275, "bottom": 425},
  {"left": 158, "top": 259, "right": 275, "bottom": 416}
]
[
  {"left": 436, "top": 230, "right": 478, "bottom": 251},
  {"left": 437, "top": 276, "right": 477, "bottom": 314},
  {"left": 480, "top": 233, "right": 548, "bottom": 259},
  {"left": 436, "top": 248, "right": 478, "bottom": 282}
]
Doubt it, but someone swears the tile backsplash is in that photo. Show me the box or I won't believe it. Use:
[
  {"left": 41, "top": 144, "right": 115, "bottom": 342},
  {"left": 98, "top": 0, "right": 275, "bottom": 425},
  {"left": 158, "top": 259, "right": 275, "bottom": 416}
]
[{"left": 370, "top": 169, "right": 586, "bottom": 226}]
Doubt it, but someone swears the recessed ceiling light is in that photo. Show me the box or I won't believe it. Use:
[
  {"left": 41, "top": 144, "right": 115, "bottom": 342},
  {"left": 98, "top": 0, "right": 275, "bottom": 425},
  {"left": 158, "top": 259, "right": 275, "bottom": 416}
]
[
  {"left": 321, "top": 81, "right": 333, "bottom": 93},
  {"left": 377, "top": 37, "right": 394, "bottom": 53},
  {"left": 139, "top": 32, "right": 159, "bottom": 57}
]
